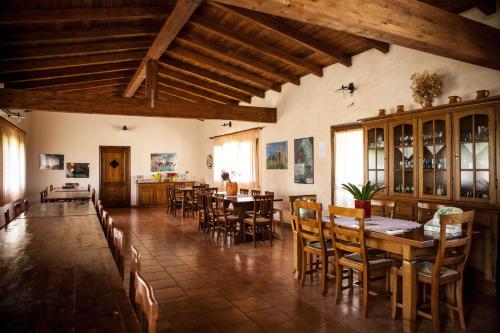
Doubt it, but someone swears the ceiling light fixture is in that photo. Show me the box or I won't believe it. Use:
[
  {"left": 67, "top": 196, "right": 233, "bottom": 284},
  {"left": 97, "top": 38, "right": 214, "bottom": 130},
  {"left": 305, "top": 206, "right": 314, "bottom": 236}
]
[{"left": 222, "top": 121, "right": 232, "bottom": 128}]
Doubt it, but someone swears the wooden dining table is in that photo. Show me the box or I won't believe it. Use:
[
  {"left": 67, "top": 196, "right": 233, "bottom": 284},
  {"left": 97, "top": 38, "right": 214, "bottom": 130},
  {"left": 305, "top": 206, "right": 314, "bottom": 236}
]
[
  {"left": 19, "top": 201, "right": 97, "bottom": 218},
  {"left": 292, "top": 215, "right": 438, "bottom": 333},
  {"left": 0, "top": 203, "right": 139, "bottom": 332},
  {"left": 52, "top": 187, "right": 89, "bottom": 192},
  {"left": 45, "top": 190, "right": 92, "bottom": 202}
]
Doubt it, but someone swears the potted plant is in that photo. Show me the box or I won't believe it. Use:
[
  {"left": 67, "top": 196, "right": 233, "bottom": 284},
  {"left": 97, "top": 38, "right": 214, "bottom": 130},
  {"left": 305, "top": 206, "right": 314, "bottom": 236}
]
[
  {"left": 341, "top": 181, "right": 384, "bottom": 218},
  {"left": 221, "top": 170, "right": 238, "bottom": 195},
  {"left": 410, "top": 71, "right": 443, "bottom": 108}
]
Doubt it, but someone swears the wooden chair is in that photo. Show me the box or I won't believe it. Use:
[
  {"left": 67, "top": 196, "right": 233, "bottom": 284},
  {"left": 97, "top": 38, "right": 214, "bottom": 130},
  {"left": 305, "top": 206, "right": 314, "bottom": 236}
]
[
  {"left": 22, "top": 199, "right": 29, "bottom": 212},
  {"left": 371, "top": 199, "right": 395, "bottom": 218},
  {"left": 91, "top": 188, "right": 96, "bottom": 205},
  {"left": 168, "top": 186, "right": 182, "bottom": 216},
  {"left": 130, "top": 245, "right": 141, "bottom": 306},
  {"left": 214, "top": 195, "right": 240, "bottom": 244},
  {"left": 265, "top": 191, "right": 286, "bottom": 240},
  {"left": 105, "top": 216, "right": 114, "bottom": 246},
  {"left": 134, "top": 272, "right": 159, "bottom": 333},
  {"left": 207, "top": 187, "right": 218, "bottom": 194},
  {"left": 88, "top": 184, "right": 91, "bottom": 191},
  {"left": 40, "top": 190, "right": 46, "bottom": 203},
  {"left": 393, "top": 201, "right": 418, "bottom": 221},
  {"left": 101, "top": 210, "right": 108, "bottom": 230},
  {"left": 295, "top": 201, "right": 334, "bottom": 295},
  {"left": 195, "top": 190, "right": 207, "bottom": 231},
  {"left": 49, "top": 185, "right": 54, "bottom": 192},
  {"left": 417, "top": 202, "right": 447, "bottom": 224},
  {"left": 251, "top": 189, "right": 261, "bottom": 197},
  {"left": 14, "top": 203, "right": 22, "bottom": 217},
  {"left": 243, "top": 195, "right": 274, "bottom": 248},
  {"left": 207, "top": 193, "right": 223, "bottom": 237},
  {"left": 329, "top": 205, "right": 393, "bottom": 318},
  {"left": 95, "top": 199, "right": 102, "bottom": 214},
  {"left": 240, "top": 188, "right": 249, "bottom": 195},
  {"left": 391, "top": 211, "right": 475, "bottom": 332},
  {"left": 112, "top": 226, "right": 125, "bottom": 280}
]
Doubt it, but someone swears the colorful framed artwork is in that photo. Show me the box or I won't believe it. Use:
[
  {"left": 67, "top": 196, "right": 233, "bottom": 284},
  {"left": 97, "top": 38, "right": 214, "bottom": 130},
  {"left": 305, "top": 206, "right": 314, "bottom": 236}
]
[
  {"left": 66, "top": 163, "right": 90, "bottom": 178},
  {"left": 266, "top": 141, "right": 288, "bottom": 169},
  {"left": 294, "top": 137, "right": 314, "bottom": 184},
  {"left": 151, "top": 153, "right": 177, "bottom": 172},
  {"left": 40, "top": 154, "right": 64, "bottom": 170}
]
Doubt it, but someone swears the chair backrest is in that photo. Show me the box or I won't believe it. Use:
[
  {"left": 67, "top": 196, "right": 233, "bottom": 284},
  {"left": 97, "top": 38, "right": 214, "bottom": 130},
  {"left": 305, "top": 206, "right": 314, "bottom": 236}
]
[
  {"left": 433, "top": 211, "right": 475, "bottom": 277},
  {"left": 23, "top": 199, "right": 29, "bottom": 212},
  {"left": 264, "top": 191, "right": 274, "bottom": 196},
  {"left": 40, "top": 190, "right": 45, "bottom": 203},
  {"left": 91, "top": 188, "right": 96, "bottom": 205},
  {"left": 88, "top": 184, "right": 91, "bottom": 191},
  {"left": 295, "top": 201, "right": 329, "bottom": 251},
  {"left": 394, "top": 201, "right": 418, "bottom": 221},
  {"left": 3, "top": 209, "right": 10, "bottom": 225},
  {"left": 371, "top": 199, "right": 395, "bottom": 218},
  {"left": 329, "top": 205, "right": 367, "bottom": 266},
  {"left": 184, "top": 181, "right": 195, "bottom": 187},
  {"left": 130, "top": 245, "right": 141, "bottom": 306},
  {"left": 289, "top": 195, "right": 317, "bottom": 216},
  {"left": 101, "top": 210, "right": 108, "bottom": 229},
  {"left": 207, "top": 187, "right": 218, "bottom": 194},
  {"left": 195, "top": 190, "right": 205, "bottom": 210},
  {"left": 106, "top": 217, "right": 114, "bottom": 245},
  {"left": 214, "top": 195, "right": 227, "bottom": 217},
  {"left": 14, "top": 203, "right": 22, "bottom": 217},
  {"left": 251, "top": 189, "right": 261, "bottom": 197},
  {"left": 253, "top": 195, "right": 274, "bottom": 220},
  {"left": 112, "top": 226, "right": 125, "bottom": 280},
  {"left": 98, "top": 204, "right": 104, "bottom": 219},
  {"left": 49, "top": 185, "right": 54, "bottom": 192},
  {"left": 134, "top": 272, "right": 158, "bottom": 333},
  {"left": 417, "top": 202, "right": 447, "bottom": 224},
  {"left": 193, "top": 185, "right": 206, "bottom": 191},
  {"left": 240, "top": 188, "right": 249, "bottom": 195}
]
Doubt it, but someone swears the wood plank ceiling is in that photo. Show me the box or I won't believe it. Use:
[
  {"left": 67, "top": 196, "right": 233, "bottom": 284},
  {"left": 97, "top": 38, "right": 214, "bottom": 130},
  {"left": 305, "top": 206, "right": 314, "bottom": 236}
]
[{"left": 0, "top": 0, "right": 496, "bottom": 108}]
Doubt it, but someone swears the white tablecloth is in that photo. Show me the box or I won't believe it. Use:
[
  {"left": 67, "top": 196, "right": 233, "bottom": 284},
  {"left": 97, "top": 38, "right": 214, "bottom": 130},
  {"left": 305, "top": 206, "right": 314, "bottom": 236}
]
[{"left": 328, "top": 216, "right": 421, "bottom": 235}]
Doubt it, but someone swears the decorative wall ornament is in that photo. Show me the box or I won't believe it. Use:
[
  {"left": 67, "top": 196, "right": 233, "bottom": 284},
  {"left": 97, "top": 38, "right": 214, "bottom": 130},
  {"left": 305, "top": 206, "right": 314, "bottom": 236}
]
[
  {"left": 206, "top": 154, "right": 213, "bottom": 169},
  {"left": 266, "top": 141, "right": 288, "bottom": 169},
  {"left": 151, "top": 153, "right": 176, "bottom": 172},
  {"left": 66, "top": 163, "right": 90, "bottom": 178},
  {"left": 40, "top": 154, "right": 64, "bottom": 170},
  {"left": 294, "top": 137, "right": 314, "bottom": 184}
]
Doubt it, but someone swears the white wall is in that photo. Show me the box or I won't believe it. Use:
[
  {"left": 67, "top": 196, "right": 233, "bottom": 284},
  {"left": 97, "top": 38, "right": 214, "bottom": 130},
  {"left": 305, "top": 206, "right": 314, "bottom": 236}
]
[
  {"left": 201, "top": 8, "right": 500, "bottom": 210},
  {"left": 26, "top": 112, "right": 203, "bottom": 205}
]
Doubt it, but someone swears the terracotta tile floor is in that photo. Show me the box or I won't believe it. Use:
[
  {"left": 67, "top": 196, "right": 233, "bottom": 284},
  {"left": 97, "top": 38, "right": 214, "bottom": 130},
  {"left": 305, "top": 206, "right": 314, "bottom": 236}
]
[{"left": 109, "top": 208, "right": 500, "bottom": 333}]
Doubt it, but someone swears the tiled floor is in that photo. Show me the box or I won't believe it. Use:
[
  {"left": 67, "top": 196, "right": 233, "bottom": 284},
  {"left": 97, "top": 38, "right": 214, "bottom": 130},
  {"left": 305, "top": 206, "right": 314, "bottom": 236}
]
[{"left": 109, "top": 208, "right": 500, "bottom": 333}]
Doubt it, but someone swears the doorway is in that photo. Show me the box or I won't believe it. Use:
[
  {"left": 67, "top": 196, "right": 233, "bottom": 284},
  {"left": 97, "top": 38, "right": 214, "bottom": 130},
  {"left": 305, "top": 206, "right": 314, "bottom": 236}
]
[{"left": 99, "top": 146, "right": 131, "bottom": 207}]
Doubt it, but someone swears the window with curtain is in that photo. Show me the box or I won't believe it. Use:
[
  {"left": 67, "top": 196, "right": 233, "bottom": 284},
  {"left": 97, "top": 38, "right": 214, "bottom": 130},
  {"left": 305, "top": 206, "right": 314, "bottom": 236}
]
[
  {"left": 0, "top": 118, "right": 26, "bottom": 205},
  {"left": 213, "top": 129, "right": 260, "bottom": 190},
  {"left": 334, "top": 129, "right": 363, "bottom": 207}
]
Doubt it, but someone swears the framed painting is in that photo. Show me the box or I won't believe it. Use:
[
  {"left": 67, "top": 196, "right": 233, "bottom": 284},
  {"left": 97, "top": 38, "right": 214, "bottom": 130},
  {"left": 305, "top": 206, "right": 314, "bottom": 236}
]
[
  {"left": 66, "top": 163, "right": 90, "bottom": 178},
  {"left": 151, "top": 153, "right": 177, "bottom": 172},
  {"left": 294, "top": 137, "right": 314, "bottom": 184},
  {"left": 40, "top": 154, "right": 64, "bottom": 170},
  {"left": 266, "top": 141, "right": 288, "bottom": 169}
]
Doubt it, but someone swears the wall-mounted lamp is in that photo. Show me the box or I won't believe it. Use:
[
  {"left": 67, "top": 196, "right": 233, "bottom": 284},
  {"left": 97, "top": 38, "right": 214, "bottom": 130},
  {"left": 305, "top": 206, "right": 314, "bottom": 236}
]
[
  {"left": 337, "top": 82, "right": 355, "bottom": 94},
  {"left": 121, "top": 125, "right": 130, "bottom": 131},
  {"left": 222, "top": 121, "right": 232, "bottom": 128},
  {"left": 2, "top": 109, "right": 25, "bottom": 122}
]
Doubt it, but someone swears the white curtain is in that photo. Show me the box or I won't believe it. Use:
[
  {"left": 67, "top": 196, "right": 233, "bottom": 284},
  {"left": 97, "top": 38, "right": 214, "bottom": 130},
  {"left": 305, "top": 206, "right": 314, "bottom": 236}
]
[
  {"left": 213, "top": 129, "right": 260, "bottom": 190},
  {"left": 334, "top": 129, "right": 363, "bottom": 207},
  {"left": 1, "top": 118, "right": 26, "bottom": 205}
]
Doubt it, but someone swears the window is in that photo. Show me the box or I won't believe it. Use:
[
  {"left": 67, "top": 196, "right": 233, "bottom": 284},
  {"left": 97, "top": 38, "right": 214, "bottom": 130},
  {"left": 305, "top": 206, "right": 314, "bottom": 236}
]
[
  {"left": 0, "top": 118, "right": 26, "bottom": 205},
  {"left": 213, "top": 129, "right": 260, "bottom": 190},
  {"left": 334, "top": 129, "right": 363, "bottom": 207}
]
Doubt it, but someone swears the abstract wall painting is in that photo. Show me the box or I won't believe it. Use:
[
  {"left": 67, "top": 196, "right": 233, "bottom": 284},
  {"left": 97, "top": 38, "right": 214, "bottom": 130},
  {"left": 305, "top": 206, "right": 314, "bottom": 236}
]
[{"left": 294, "top": 137, "right": 314, "bottom": 184}]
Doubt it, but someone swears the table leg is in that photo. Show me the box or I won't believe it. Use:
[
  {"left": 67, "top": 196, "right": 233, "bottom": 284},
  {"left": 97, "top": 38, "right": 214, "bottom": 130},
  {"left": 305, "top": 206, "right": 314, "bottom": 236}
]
[
  {"left": 293, "top": 230, "right": 301, "bottom": 279},
  {"left": 181, "top": 191, "right": 186, "bottom": 218},
  {"left": 402, "top": 245, "right": 417, "bottom": 333}
]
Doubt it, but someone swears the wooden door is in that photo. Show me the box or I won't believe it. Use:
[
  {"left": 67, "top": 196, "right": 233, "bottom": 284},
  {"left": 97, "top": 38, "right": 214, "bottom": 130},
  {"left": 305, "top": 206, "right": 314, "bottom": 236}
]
[
  {"left": 453, "top": 107, "right": 496, "bottom": 204},
  {"left": 100, "top": 146, "right": 131, "bottom": 207},
  {"left": 364, "top": 123, "right": 388, "bottom": 195},
  {"left": 389, "top": 118, "right": 418, "bottom": 197},
  {"left": 418, "top": 112, "right": 452, "bottom": 200}
]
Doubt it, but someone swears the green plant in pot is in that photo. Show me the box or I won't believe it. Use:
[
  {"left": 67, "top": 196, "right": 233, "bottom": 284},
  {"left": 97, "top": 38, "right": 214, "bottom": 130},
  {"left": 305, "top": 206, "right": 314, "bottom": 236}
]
[{"left": 341, "top": 181, "right": 384, "bottom": 218}]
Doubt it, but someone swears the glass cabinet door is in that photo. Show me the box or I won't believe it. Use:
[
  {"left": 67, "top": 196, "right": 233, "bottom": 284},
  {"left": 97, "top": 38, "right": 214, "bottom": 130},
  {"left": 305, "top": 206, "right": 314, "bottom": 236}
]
[
  {"left": 365, "top": 125, "right": 387, "bottom": 195},
  {"left": 418, "top": 114, "right": 451, "bottom": 200},
  {"left": 455, "top": 109, "right": 495, "bottom": 203},
  {"left": 390, "top": 120, "right": 417, "bottom": 197}
]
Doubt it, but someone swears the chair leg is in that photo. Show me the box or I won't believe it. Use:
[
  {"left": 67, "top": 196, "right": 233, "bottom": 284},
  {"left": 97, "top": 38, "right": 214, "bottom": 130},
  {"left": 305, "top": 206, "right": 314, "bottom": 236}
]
[
  {"left": 348, "top": 268, "right": 353, "bottom": 294},
  {"left": 309, "top": 254, "right": 314, "bottom": 283},
  {"left": 335, "top": 262, "right": 342, "bottom": 305},
  {"left": 446, "top": 281, "right": 455, "bottom": 320},
  {"left": 390, "top": 267, "right": 398, "bottom": 320},
  {"left": 269, "top": 223, "right": 273, "bottom": 247},
  {"left": 300, "top": 251, "right": 307, "bottom": 287},
  {"left": 321, "top": 254, "right": 328, "bottom": 296},
  {"left": 456, "top": 278, "right": 466, "bottom": 329},
  {"left": 361, "top": 270, "right": 369, "bottom": 318},
  {"left": 243, "top": 222, "right": 246, "bottom": 242},
  {"left": 431, "top": 284, "right": 440, "bottom": 333},
  {"left": 253, "top": 224, "right": 257, "bottom": 248}
]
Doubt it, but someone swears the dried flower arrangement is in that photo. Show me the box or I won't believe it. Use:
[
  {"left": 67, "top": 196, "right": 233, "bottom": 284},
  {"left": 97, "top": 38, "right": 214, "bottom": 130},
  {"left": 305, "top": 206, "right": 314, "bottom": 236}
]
[{"left": 410, "top": 71, "right": 443, "bottom": 108}]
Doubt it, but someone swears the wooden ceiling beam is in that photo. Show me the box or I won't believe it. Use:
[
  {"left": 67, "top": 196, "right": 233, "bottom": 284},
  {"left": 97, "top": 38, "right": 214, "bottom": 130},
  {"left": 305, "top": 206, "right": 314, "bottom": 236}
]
[
  {"left": 60, "top": 84, "right": 128, "bottom": 94},
  {"left": 0, "top": 61, "right": 140, "bottom": 84},
  {"left": 209, "top": 2, "right": 352, "bottom": 66},
  {"left": 8, "top": 71, "right": 134, "bottom": 90},
  {"left": 176, "top": 35, "right": 300, "bottom": 85},
  {"left": 159, "top": 57, "right": 264, "bottom": 97},
  {"left": 42, "top": 78, "right": 130, "bottom": 92},
  {"left": 2, "top": 26, "right": 160, "bottom": 47},
  {"left": 190, "top": 18, "right": 323, "bottom": 76},
  {"left": 357, "top": 36, "right": 390, "bottom": 53},
  {"left": 0, "top": 7, "right": 170, "bottom": 25},
  {"left": 0, "top": 51, "right": 146, "bottom": 74},
  {"left": 212, "top": 0, "right": 500, "bottom": 70},
  {"left": 0, "top": 89, "right": 277, "bottom": 123},
  {"left": 0, "top": 40, "right": 152, "bottom": 62},
  {"left": 167, "top": 48, "right": 281, "bottom": 92},
  {"left": 157, "top": 85, "right": 218, "bottom": 103},
  {"left": 472, "top": 0, "right": 496, "bottom": 15},
  {"left": 158, "top": 76, "right": 238, "bottom": 104},
  {"left": 159, "top": 66, "right": 251, "bottom": 103},
  {"left": 156, "top": 91, "right": 197, "bottom": 103},
  {"left": 123, "top": 0, "right": 202, "bottom": 98}
]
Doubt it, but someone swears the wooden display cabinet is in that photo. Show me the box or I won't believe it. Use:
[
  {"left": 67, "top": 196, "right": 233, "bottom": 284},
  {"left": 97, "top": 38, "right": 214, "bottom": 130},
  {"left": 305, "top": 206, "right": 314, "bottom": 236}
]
[
  {"left": 389, "top": 118, "right": 418, "bottom": 197},
  {"left": 363, "top": 122, "right": 388, "bottom": 195}
]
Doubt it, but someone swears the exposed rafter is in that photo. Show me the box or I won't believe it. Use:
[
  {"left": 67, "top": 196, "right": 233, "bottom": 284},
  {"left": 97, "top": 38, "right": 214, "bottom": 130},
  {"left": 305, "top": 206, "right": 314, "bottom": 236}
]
[
  {"left": 212, "top": 0, "right": 500, "bottom": 70},
  {"left": 0, "top": 88, "right": 277, "bottom": 122},
  {"left": 158, "top": 76, "right": 238, "bottom": 104},
  {"left": 122, "top": 0, "right": 202, "bottom": 97},
  {"left": 209, "top": 2, "right": 352, "bottom": 67}
]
